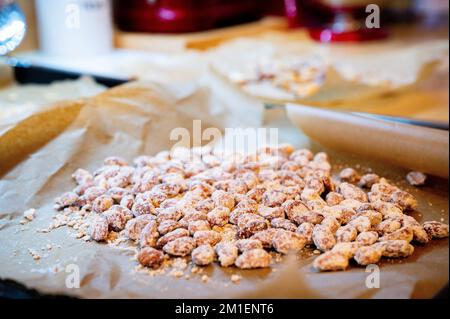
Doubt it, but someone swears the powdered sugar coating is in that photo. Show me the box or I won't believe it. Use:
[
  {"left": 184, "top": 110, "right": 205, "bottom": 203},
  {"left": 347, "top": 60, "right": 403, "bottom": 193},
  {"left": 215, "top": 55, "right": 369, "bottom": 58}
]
[{"left": 54, "top": 146, "right": 447, "bottom": 274}]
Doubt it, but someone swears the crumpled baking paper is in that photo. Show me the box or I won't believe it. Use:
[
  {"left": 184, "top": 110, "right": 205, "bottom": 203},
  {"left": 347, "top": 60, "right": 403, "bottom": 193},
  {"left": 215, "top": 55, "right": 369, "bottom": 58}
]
[{"left": 0, "top": 72, "right": 448, "bottom": 298}]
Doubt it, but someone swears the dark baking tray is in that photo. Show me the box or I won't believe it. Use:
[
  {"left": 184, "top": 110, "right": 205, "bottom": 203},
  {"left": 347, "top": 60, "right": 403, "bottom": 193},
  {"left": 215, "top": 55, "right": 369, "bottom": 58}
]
[{"left": 12, "top": 62, "right": 129, "bottom": 88}]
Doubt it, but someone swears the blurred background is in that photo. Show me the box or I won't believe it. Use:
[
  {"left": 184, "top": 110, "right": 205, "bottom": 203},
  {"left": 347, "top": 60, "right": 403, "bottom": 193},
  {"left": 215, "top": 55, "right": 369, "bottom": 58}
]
[
  {"left": 0, "top": 0, "right": 449, "bottom": 124},
  {"left": 11, "top": 0, "right": 449, "bottom": 50}
]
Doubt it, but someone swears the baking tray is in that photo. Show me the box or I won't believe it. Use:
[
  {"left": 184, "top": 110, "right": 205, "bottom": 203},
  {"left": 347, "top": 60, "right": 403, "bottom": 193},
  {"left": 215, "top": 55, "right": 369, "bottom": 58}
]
[
  {"left": 0, "top": 82, "right": 448, "bottom": 299},
  {"left": 12, "top": 63, "right": 129, "bottom": 88}
]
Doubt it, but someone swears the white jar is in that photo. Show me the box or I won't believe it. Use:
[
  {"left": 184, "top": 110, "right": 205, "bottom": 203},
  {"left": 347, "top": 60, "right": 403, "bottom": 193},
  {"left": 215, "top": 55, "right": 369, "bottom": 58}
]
[{"left": 35, "top": 0, "right": 113, "bottom": 57}]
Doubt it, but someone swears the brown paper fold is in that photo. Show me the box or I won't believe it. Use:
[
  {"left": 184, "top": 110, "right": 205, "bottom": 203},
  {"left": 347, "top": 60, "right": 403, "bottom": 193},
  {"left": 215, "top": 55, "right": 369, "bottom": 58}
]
[
  {"left": 206, "top": 37, "right": 448, "bottom": 109},
  {"left": 286, "top": 104, "right": 449, "bottom": 179}
]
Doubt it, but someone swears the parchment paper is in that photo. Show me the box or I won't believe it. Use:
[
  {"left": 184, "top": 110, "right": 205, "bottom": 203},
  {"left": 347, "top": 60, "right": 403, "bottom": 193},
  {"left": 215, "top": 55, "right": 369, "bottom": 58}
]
[
  {"left": 0, "top": 76, "right": 448, "bottom": 298},
  {"left": 206, "top": 37, "right": 449, "bottom": 107},
  {"left": 0, "top": 77, "right": 106, "bottom": 120},
  {"left": 286, "top": 104, "right": 449, "bottom": 178}
]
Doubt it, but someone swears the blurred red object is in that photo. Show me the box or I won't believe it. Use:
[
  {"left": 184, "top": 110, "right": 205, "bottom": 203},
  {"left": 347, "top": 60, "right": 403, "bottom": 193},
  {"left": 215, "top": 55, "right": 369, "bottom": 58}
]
[
  {"left": 113, "top": 0, "right": 265, "bottom": 33},
  {"left": 284, "top": 0, "right": 388, "bottom": 42},
  {"left": 265, "top": 0, "right": 287, "bottom": 16}
]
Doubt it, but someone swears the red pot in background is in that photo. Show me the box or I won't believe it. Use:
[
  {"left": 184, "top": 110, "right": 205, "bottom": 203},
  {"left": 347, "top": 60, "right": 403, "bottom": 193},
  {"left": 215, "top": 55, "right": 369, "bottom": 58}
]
[
  {"left": 265, "top": 0, "right": 287, "bottom": 16},
  {"left": 113, "top": 0, "right": 265, "bottom": 33}
]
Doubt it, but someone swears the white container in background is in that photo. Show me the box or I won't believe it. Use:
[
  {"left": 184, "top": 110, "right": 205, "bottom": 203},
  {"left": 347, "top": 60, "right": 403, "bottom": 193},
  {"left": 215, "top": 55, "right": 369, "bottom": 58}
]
[{"left": 35, "top": 0, "right": 113, "bottom": 57}]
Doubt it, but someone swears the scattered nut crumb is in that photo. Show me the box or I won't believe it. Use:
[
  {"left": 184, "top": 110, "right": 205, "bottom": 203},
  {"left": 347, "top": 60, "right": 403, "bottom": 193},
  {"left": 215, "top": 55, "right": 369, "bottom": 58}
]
[
  {"left": 23, "top": 208, "right": 36, "bottom": 221},
  {"left": 406, "top": 172, "right": 427, "bottom": 187},
  {"left": 28, "top": 248, "right": 41, "bottom": 260},
  {"left": 170, "top": 270, "right": 184, "bottom": 278},
  {"left": 230, "top": 274, "right": 242, "bottom": 284}
]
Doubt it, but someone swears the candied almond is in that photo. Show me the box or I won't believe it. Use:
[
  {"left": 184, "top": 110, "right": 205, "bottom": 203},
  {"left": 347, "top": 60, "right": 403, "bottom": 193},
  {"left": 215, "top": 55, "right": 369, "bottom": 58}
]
[
  {"left": 336, "top": 225, "right": 357, "bottom": 243},
  {"left": 125, "top": 214, "right": 155, "bottom": 241},
  {"left": 313, "top": 251, "right": 349, "bottom": 271},
  {"left": 375, "top": 240, "right": 414, "bottom": 258},
  {"left": 193, "top": 230, "right": 222, "bottom": 246},
  {"left": 296, "top": 222, "right": 314, "bottom": 245},
  {"left": 406, "top": 172, "right": 427, "bottom": 187},
  {"left": 339, "top": 168, "right": 360, "bottom": 184},
  {"left": 389, "top": 190, "right": 417, "bottom": 211},
  {"left": 90, "top": 216, "right": 109, "bottom": 242},
  {"left": 338, "top": 183, "right": 368, "bottom": 202},
  {"left": 104, "top": 205, "right": 132, "bottom": 231},
  {"left": 379, "top": 227, "right": 414, "bottom": 243},
  {"left": 262, "top": 190, "right": 287, "bottom": 207},
  {"left": 191, "top": 245, "right": 215, "bottom": 266},
  {"left": 157, "top": 228, "right": 190, "bottom": 249},
  {"left": 188, "top": 220, "right": 211, "bottom": 235},
  {"left": 179, "top": 211, "right": 208, "bottom": 228},
  {"left": 375, "top": 219, "right": 402, "bottom": 235},
  {"left": 55, "top": 192, "right": 79, "bottom": 210},
  {"left": 354, "top": 246, "right": 382, "bottom": 266},
  {"left": 423, "top": 221, "right": 449, "bottom": 239},
  {"left": 207, "top": 206, "right": 230, "bottom": 226},
  {"left": 236, "top": 213, "right": 268, "bottom": 238},
  {"left": 92, "top": 195, "right": 114, "bottom": 213},
  {"left": 270, "top": 218, "right": 297, "bottom": 232},
  {"left": 348, "top": 216, "right": 371, "bottom": 233},
  {"left": 358, "top": 174, "right": 380, "bottom": 189},
  {"left": 312, "top": 225, "right": 336, "bottom": 251},
  {"left": 321, "top": 217, "right": 340, "bottom": 234},
  {"left": 163, "top": 237, "right": 196, "bottom": 257},
  {"left": 235, "top": 249, "right": 271, "bottom": 269},
  {"left": 250, "top": 228, "right": 279, "bottom": 248},
  {"left": 356, "top": 231, "right": 379, "bottom": 245},
  {"left": 137, "top": 247, "right": 164, "bottom": 269},
  {"left": 236, "top": 239, "right": 263, "bottom": 252},
  {"left": 216, "top": 242, "right": 238, "bottom": 267},
  {"left": 258, "top": 206, "right": 285, "bottom": 220},
  {"left": 131, "top": 201, "right": 156, "bottom": 217},
  {"left": 158, "top": 220, "right": 182, "bottom": 236},
  {"left": 272, "top": 230, "right": 306, "bottom": 254},
  {"left": 326, "top": 192, "right": 344, "bottom": 206},
  {"left": 139, "top": 220, "right": 159, "bottom": 248},
  {"left": 332, "top": 242, "right": 362, "bottom": 259},
  {"left": 211, "top": 190, "right": 235, "bottom": 210}
]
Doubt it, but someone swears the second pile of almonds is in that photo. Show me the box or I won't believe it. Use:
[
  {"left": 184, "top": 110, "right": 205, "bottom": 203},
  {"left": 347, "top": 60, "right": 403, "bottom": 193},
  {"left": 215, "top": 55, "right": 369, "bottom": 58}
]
[{"left": 54, "top": 144, "right": 449, "bottom": 272}]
